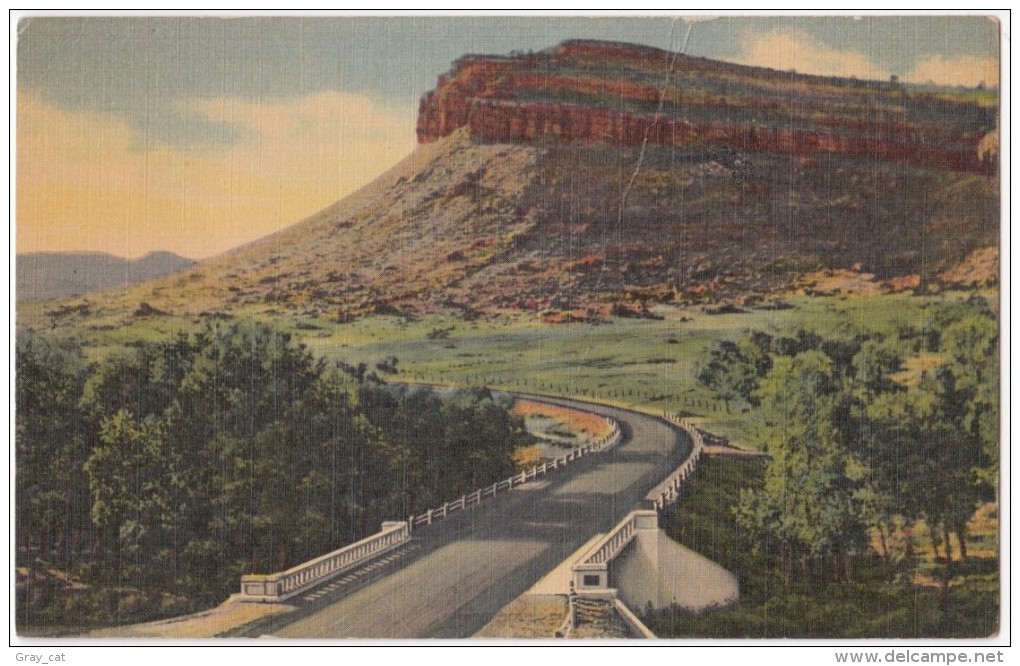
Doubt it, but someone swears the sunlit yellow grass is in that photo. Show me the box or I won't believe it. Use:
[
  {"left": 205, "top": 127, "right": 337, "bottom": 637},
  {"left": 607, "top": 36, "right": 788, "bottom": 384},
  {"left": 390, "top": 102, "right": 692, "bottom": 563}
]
[{"left": 512, "top": 399, "right": 615, "bottom": 439}]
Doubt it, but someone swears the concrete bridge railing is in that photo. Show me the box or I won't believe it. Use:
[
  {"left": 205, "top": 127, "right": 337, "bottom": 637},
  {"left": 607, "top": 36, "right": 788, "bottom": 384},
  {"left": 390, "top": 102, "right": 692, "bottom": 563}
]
[
  {"left": 646, "top": 414, "right": 705, "bottom": 512},
  {"left": 567, "top": 510, "right": 660, "bottom": 638},
  {"left": 238, "top": 521, "right": 409, "bottom": 602},
  {"left": 566, "top": 412, "right": 736, "bottom": 632},
  {"left": 571, "top": 510, "right": 659, "bottom": 591}
]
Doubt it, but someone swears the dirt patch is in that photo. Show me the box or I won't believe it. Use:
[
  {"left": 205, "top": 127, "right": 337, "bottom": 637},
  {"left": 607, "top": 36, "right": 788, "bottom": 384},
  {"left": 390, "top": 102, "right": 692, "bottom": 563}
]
[
  {"left": 85, "top": 599, "right": 295, "bottom": 638},
  {"left": 698, "top": 429, "right": 764, "bottom": 458},
  {"left": 15, "top": 566, "right": 89, "bottom": 590},
  {"left": 513, "top": 444, "right": 545, "bottom": 469},
  {"left": 941, "top": 246, "right": 998, "bottom": 287},
  {"left": 473, "top": 594, "right": 568, "bottom": 639},
  {"left": 791, "top": 269, "right": 886, "bottom": 296}
]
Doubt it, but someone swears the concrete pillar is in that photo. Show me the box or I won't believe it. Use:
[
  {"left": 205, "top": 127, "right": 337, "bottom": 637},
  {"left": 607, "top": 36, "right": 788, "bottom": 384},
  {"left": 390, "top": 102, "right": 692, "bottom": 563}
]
[{"left": 634, "top": 511, "right": 658, "bottom": 530}]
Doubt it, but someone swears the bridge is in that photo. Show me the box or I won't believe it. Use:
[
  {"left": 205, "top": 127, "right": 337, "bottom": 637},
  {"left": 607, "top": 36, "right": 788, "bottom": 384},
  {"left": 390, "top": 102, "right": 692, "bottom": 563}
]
[{"left": 232, "top": 396, "right": 726, "bottom": 638}]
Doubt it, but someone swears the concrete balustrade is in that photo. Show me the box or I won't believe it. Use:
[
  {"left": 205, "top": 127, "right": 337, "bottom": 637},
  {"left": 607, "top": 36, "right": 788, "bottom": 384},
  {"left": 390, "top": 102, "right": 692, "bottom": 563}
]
[
  {"left": 239, "top": 520, "right": 409, "bottom": 603},
  {"left": 572, "top": 510, "right": 658, "bottom": 591}
]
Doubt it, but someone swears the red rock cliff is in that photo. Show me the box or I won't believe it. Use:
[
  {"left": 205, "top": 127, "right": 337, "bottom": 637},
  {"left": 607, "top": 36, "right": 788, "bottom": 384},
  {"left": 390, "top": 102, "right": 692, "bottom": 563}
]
[{"left": 417, "top": 40, "right": 997, "bottom": 174}]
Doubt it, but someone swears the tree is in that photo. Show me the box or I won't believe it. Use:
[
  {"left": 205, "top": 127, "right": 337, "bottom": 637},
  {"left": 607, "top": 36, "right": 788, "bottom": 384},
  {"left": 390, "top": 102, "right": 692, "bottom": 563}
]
[
  {"left": 18, "top": 320, "right": 541, "bottom": 617},
  {"left": 858, "top": 364, "right": 990, "bottom": 609},
  {"left": 440, "top": 388, "right": 521, "bottom": 494},
  {"left": 84, "top": 410, "right": 181, "bottom": 587},
  {"left": 852, "top": 339, "right": 903, "bottom": 398},
  {"left": 846, "top": 335, "right": 907, "bottom": 574},
  {"left": 726, "top": 311, "right": 998, "bottom": 612},
  {"left": 855, "top": 388, "right": 929, "bottom": 577},
  {"left": 941, "top": 313, "right": 999, "bottom": 491},
  {"left": 15, "top": 335, "right": 91, "bottom": 568},
  {"left": 358, "top": 382, "right": 525, "bottom": 514},
  {"left": 735, "top": 351, "right": 865, "bottom": 586},
  {"left": 697, "top": 334, "right": 771, "bottom": 412}
]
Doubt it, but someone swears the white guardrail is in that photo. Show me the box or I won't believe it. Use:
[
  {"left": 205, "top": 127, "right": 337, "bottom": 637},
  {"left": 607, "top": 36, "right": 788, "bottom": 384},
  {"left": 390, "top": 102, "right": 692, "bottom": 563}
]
[{"left": 238, "top": 412, "right": 622, "bottom": 602}]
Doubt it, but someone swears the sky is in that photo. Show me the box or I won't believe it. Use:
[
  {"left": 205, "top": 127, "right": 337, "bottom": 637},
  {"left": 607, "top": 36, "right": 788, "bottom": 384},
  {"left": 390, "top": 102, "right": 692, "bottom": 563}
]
[{"left": 14, "top": 13, "right": 1003, "bottom": 260}]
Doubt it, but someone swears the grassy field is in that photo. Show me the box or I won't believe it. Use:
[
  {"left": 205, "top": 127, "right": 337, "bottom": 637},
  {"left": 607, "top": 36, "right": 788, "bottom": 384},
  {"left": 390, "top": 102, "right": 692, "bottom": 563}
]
[
  {"left": 24, "top": 290, "right": 986, "bottom": 448},
  {"left": 287, "top": 291, "right": 970, "bottom": 446}
]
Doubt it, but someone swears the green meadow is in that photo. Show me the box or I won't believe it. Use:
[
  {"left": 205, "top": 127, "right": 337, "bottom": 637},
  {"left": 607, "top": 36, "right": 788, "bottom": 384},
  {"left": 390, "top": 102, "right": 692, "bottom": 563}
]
[
  {"left": 33, "top": 290, "right": 983, "bottom": 448},
  {"left": 288, "top": 292, "right": 965, "bottom": 445}
]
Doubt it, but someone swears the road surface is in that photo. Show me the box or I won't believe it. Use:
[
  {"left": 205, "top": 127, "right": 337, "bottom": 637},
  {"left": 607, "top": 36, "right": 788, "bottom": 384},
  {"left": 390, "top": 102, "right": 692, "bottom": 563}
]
[{"left": 263, "top": 397, "right": 689, "bottom": 638}]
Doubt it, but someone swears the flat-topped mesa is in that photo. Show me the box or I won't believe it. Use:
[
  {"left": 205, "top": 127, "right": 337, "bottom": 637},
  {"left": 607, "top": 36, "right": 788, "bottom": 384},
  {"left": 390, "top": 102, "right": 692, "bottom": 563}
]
[{"left": 417, "top": 39, "right": 998, "bottom": 174}]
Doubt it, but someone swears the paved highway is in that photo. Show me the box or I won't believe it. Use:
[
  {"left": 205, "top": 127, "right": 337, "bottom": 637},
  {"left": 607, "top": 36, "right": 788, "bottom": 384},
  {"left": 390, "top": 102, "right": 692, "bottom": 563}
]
[{"left": 263, "top": 397, "right": 689, "bottom": 638}]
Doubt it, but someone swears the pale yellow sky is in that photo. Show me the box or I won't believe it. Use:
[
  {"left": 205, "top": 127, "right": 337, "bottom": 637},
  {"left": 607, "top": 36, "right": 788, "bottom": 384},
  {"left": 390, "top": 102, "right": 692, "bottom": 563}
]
[{"left": 17, "top": 91, "right": 416, "bottom": 259}]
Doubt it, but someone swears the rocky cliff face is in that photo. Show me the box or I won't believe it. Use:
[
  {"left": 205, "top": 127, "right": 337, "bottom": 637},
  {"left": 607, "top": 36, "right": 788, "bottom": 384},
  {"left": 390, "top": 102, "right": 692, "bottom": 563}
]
[
  {"left": 30, "top": 42, "right": 997, "bottom": 327},
  {"left": 418, "top": 40, "right": 997, "bottom": 174}
]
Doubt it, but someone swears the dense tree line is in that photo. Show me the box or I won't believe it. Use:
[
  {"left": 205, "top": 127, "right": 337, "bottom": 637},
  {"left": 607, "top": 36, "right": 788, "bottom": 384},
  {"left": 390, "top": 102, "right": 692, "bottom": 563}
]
[
  {"left": 358, "top": 382, "right": 527, "bottom": 515},
  {"left": 697, "top": 298, "right": 998, "bottom": 605},
  {"left": 16, "top": 322, "right": 526, "bottom": 621}
]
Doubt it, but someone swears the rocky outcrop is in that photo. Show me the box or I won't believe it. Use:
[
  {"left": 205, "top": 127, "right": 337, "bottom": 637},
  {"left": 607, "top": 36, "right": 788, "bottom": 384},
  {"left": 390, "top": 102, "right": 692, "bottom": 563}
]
[{"left": 418, "top": 40, "right": 997, "bottom": 174}]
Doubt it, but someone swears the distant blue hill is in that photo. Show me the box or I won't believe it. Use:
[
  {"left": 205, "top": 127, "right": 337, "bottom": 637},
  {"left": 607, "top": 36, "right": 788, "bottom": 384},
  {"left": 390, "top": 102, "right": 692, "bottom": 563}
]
[{"left": 16, "top": 251, "right": 195, "bottom": 302}]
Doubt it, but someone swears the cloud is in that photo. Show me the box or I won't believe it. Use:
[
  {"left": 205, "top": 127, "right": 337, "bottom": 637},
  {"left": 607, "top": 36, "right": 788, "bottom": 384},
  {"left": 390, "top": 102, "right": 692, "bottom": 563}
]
[
  {"left": 17, "top": 91, "right": 416, "bottom": 259},
  {"left": 904, "top": 55, "right": 999, "bottom": 87},
  {"left": 731, "top": 29, "right": 888, "bottom": 81}
]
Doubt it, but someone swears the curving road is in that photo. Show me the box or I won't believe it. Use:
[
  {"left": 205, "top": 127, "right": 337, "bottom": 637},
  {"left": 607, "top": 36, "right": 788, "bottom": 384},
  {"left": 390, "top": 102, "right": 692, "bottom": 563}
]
[{"left": 261, "top": 397, "right": 689, "bottom": 639}]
